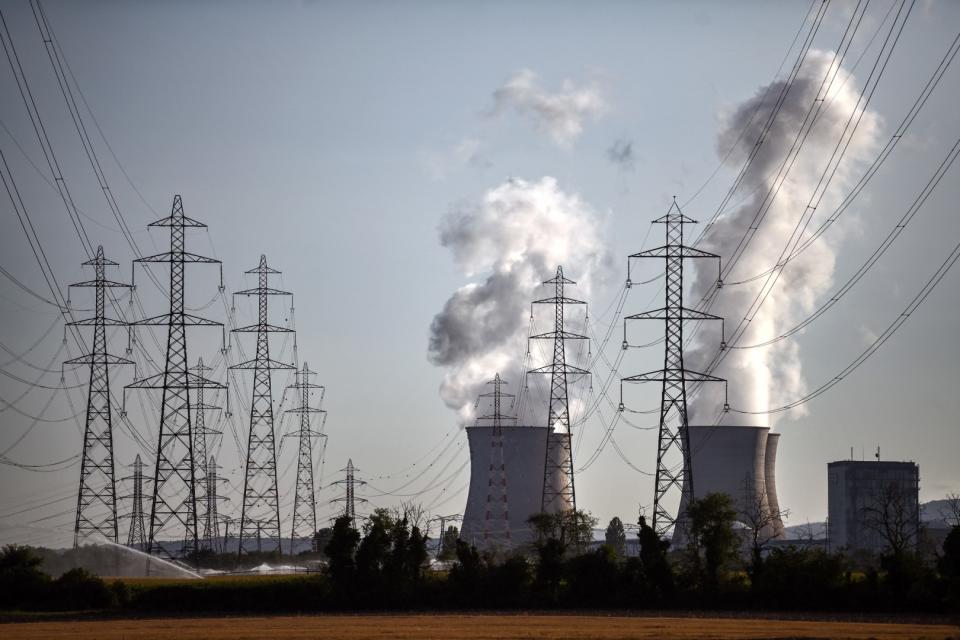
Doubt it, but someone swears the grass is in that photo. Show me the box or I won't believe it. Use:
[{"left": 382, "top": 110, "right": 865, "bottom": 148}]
[{"left": 2, "top": 614, "right": 959, "bottom": 640}]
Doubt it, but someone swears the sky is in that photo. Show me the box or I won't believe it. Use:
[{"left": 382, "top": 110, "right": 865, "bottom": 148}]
[{"left": 0, "top": 0, "right": 958, "bottom": 544}]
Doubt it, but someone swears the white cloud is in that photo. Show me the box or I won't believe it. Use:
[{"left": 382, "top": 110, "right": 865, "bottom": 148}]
[{"left": 490, "top": 69, "right": 606, "bottom": 147}]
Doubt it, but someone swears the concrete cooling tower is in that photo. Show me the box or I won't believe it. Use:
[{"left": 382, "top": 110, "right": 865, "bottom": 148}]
[
  {"left": 460, "top": 425, "right": 550, "bottom": 548},
  {"left": 677, "top": 425, "right": 784, "bottom": 540}
]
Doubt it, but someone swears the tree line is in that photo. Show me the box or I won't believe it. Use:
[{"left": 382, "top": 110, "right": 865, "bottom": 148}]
[{"left": 1, "top": 494, "right": 959, "bottom": 613}]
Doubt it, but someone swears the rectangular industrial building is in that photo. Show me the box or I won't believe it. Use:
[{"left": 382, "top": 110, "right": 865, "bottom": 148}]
[{"left": 827, "top": 460, "right": 920, "bottom": 553}]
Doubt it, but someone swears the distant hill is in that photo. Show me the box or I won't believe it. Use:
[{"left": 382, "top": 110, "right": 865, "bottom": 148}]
[{"left": 780, "top": 499, "right": 957, "bottom": 540}]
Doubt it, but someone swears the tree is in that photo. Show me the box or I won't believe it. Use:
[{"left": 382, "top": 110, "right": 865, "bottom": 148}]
[
  {"left": 638, "top": 514, "right": 672, "bottom": 599},
  {"left": 939, "top": 526, "right": 960, "bottom": 580},
  {"left": 686, "top": 492, "right": 739, "bottom": 593},
  {"left": 0, "top": 545, "right": 50, "bottom": 608},
  {"left": 406, "top": 525, "right": 429, "bottom": 581},
  {"left": 313, "top": 526, "right": 334, "bottom": 556},
  {"left": 861, "top": 481, "right": 919, "bottom": 557},
  {"left": 528, "top": 510, "right": 597, "bottom": 601},
  {"left": 605, "top": 517, "right": 627, "bottom": 558},
  {"left": 355, "top": 508, "right": 393, "bottom": 582},
  {"left": 438, "top": 525, "right": 459, "bottom": 561},
  {"left": 739, "top": 482, "right": 788, "bottom": 580},
  {"left": 324, "top": 516, "right": 360, "bottom": 590},
  {"left": 939, "top": 493, "right": 960, "bottom": 528},
  {"left": 449, "top": 539, "right": 483, "bottom": 599},
  {"left": 528, "top": 509, "right": 596, "bottom": 555}
]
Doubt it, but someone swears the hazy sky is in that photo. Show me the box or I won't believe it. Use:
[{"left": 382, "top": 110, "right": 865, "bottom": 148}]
[{"left": 1, "top": 0, "right": 958, "bottom": 543}]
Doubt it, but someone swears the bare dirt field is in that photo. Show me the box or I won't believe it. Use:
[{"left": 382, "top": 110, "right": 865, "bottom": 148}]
[{"left": 3, "top": 614, "right": 959, "bottom": 640}]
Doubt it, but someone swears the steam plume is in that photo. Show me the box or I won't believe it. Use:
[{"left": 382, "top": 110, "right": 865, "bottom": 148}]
[
  {"left": 429, "top": 177, "right": 611, "bottom": 421},
  {"left": 491, "top": 70, "right": 606, "bottom": 147},
  {"left": 688, "top": 51, "right": 881, "bottom": 427}
]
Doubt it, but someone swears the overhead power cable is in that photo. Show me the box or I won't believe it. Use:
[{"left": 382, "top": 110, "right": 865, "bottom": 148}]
[{"left": 731, "top": 232, "right": 960, "bottom": 414}]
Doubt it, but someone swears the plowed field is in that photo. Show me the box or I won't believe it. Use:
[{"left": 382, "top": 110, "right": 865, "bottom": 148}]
[{"left": 3, "top": 614, "right": 959, "bottom": 639}]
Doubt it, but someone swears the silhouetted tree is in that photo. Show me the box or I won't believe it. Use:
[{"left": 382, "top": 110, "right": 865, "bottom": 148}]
[
  {"left": 449, "top": 539, "right": 482, "bottom": 600},
  {"left": 638, "top": 514, "right": 673, "bottom": 599},
  {"left": 313, "top": 526, "right": 334, "bottom": 556},
  {"left": 605, "top": 517, "right": 627, "bottom": 558},
  {"left": 686, "top": 492, "right": 739, "bottom": 594},
  {"left": 438, "top": 525, "right": 459, "bottom": 561},
  {"left": 324, "top": 516, "right": 360, "bottom": 591},
  {"left": 861, "top": 481, "right": 919, "bottom": 557},
  {"left": 739, "top": 482, "right": 787, "bottom": 581},
  {"left": 939, "top": 526, "right": 960, "bottom": 580},
  {"left": 0, "top": 545, "right": 49, "bottom": 608}
]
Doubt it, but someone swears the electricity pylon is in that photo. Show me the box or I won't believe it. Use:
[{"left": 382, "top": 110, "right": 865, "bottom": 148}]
[
  {"left": 125, "top": 195, "right": 225, "bottom": 558},
  {"left": 65, "top": 246, "right": 132, "bottom": 547},
  {"left": 620, "top": 199, "right": 726, "bottom": 538},
  {"left": 429, "top": 513, "right": 463, "bottom": 558},
  {"left": 231, "top": 255, "right": 294, "bottom": 555},
  {"left": 475, "top": 373, "right": 514, "bottom": 544},
  {"left": 528, "top": 266, "right": 590, "bottom": 514},
  {"left": 202, "top": 456, "right": 227, "bottom": 553},
  {"left": 284, "top": 363, "right": 326, "bottom": 553},
  {"left": 125, "top": 454, "right": 147, "bottom": 548},
  {"left": 189, "top": 358, "right": 221, "bottom": 551},
  {"left": 332, "top": 459, "right": 366, "bottom": 527}
]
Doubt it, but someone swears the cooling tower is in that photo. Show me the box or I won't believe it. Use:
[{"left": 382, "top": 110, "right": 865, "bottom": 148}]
[
  {"left": 676, "top": 425, "right": 783, "bottom": 541},
  {"left": 461, "top": 425, "right": 549, "bottom": 548},
  {"left": 764, "top": 432, "right": 785, "bottom": 537}
]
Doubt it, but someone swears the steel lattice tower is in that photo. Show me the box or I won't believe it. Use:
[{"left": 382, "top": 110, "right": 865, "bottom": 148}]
[
  {"left": 332, "top": 459, "right": 366, "bottom": 527},
  {"left": 231, "top": 255, "right": 293, "bottom": 555},
  {"left": 189, "top": 358, "right": 221, "bottom": 551},
  {"left": 126, "top": 454, "right": 147, "bottom": 548},
  {"left": 620, "top": 199, "right": 726, "bottom": 538},
  {"left": 476, "top": 373, "right": 514, "bottom": 544},
  {"left": 65, "top": 246, "right": 133, "bottom": 547},
  {"left": 202, "top": 456, "right": 224, "bottom": 553},
  {"left": 529, "top": 266, "right": 590, "bottom": 514},
  {"left": 285, "top": 363, "right": 326, "bottom": 553},
  {"left": 126, "top": 195, "right": 225, "bottom": 557}
]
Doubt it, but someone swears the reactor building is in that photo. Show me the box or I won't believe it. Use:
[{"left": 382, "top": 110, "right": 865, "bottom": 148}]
[
  {"left": 827, "top": 459, "right": 920, "bottom": 553},
  {"left": 678, "top": 425, "right": 784, "bottom": 540}
]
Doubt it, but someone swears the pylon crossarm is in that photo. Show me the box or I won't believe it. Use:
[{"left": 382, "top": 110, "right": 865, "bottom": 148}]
[
  {"left": 229, "top": 357, "right": 296, "bottom": 370},
  {"left": 622, "top": 370, "right": 724, "bottom": 383},
  {"left": 69, "top": 279, "right": 132, "bottom": 288},
  {"left": 532, "top": 295, "right": 586, "bottom": 305},
  {"left": 625, "top": 307, "right": 722, "bottom": 321},
  {"left": 67, "top": 317, "right": 127, "bottom": 326},
  {"left": 231, "top": 323, "right": 294, "bottom": 333},
  {"left": 134, "top": 251, "right": 219, "bottom": 264},
  {"left": 630, "top": 245, "right": 720, "bottom": 259},
  {"left": 528, "top": 363, "right": 590, "bottom": 375},
  {"left": 234, "top": 287, "right": 291, "bottom": 296},
  {"left": 64, "top": 353, "right": 132, "bottom": 366},
  {"left": 132, "top": 313, "right": 222, "bottom": 326},
  {"left": 284, "top": 406, "right": 326, "bottom": 414},
  {"left": 529, "top": 330, "right": 589, "bottom": 340}
]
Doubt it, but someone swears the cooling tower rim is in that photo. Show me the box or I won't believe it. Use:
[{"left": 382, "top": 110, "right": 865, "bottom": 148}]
[
  {"left": 687, "top": 424, "right": 770, "bottom": 430},
  {"left": 464, "top": 424, "right": 549, "bottom": 430}
]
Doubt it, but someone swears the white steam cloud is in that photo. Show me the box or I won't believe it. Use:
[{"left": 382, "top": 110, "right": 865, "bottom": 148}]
[
  {"left": 429, "top": 177, "right": 611, "bottom": 422},
  {"left": 491, "top": 70, "right": 606, "bottom": 147},
  {"left": 688, "top": 50, "right": 881, "bottom": 427}
]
